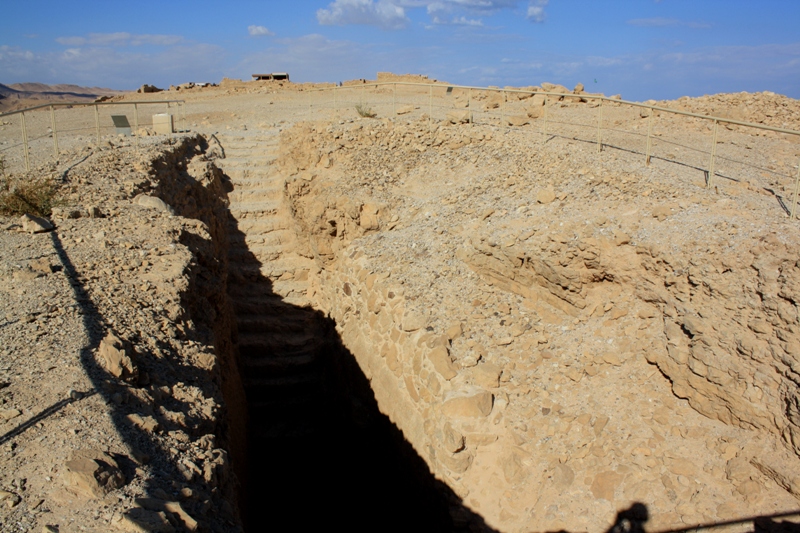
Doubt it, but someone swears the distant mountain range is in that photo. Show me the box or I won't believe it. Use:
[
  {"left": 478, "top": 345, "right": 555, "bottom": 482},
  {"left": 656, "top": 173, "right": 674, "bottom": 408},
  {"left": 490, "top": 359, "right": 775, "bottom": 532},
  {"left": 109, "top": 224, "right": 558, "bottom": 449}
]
[{"left": 0, "top": 83, "right": 126, "bottom": 112}]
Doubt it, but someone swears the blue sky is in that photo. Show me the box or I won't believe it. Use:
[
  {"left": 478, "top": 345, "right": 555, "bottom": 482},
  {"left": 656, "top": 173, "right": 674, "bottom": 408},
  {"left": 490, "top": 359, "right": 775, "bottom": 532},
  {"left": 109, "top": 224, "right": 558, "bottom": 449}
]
[{"left": 1, "top": 0, "right": 798, "bottom": 101}]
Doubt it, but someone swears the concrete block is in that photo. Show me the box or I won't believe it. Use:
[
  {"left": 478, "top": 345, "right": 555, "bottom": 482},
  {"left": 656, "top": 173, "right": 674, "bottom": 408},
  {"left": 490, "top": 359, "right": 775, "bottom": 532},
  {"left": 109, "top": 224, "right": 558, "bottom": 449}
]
[{"left": 153, "top": 113, "right": 174, "bottom": 135}]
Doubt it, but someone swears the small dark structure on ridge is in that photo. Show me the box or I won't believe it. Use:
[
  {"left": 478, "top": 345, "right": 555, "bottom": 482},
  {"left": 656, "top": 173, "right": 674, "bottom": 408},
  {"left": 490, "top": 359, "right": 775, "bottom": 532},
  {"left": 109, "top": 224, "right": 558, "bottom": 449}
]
[{"left": 252, "top": 73, "right": 290, "bottom": 82}]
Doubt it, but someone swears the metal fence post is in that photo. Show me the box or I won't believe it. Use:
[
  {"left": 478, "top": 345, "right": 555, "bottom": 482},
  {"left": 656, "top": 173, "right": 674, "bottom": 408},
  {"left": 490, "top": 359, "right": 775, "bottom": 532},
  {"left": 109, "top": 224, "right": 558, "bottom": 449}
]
[
  {"left": 468, "top": 88, "right": 472, "bottom": 125},
  {"left": 708, "top": 119, "right": 719, "bottom": 188},
  {"left": 791, "top": 159, "right": 800, "bottom": 219},
  {"left": 167, "top": 102, "right": 173, "bottom": 139},
  {"left": 543, "top": 95, "right": 548, "bottom": 138},
  {"left": 21, "top": 111, "right": 30, "bottom": 172},
  {"left": 133, "top": 103, "right": 140, "bottom": 147},
  {"left": 94, "top": 104, "right": 100, "bottom": 143},
  {"left": 393, "top": 83, "right": 396, "bottom": 116},
  {"left": 597, "top": 99, "right": 603, "bottom": 153},
  {"left": 50, "top": 105, "right": 59, "bottom": 158},
  {"left": 501, "top": 89, "right": 505, "bottom": 126},
  {"left": 334, "top": 85, "right": 337, "bottom": 113},
  {"left": 645, "top": 110, "right": 653, "bottom": 166},
  {"left": 429, "top": 85, "right": 433, "bottom": 133}
]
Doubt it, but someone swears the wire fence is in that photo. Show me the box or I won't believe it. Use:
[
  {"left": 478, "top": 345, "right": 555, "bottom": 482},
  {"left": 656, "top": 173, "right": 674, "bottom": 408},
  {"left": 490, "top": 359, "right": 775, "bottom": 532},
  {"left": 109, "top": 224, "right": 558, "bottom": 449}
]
[
  {"left": 304, "top": 82, "right": 800, "bottom": 219},
  {"left": 0, "top": 100, "right": 186, "bottom": 174},
  {"left": 3, "top": 83, "right": 800, "bottom": 221}
]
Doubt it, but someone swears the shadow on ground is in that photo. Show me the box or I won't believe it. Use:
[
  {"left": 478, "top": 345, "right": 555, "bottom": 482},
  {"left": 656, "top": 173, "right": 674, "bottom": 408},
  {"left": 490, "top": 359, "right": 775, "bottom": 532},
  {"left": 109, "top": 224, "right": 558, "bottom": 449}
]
[{"left": 220, "top": 163, "right": 496, "bottom": 531}]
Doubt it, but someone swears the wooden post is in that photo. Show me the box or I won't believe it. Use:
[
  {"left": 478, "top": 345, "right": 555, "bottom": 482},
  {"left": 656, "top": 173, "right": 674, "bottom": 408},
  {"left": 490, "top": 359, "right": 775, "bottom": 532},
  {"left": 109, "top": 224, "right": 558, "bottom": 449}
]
[
  {"left": 597, "top": 99, "right": 603, "bottom": 153},
  {"left": 791, "top": 159, "right": 800, "bottom": 219},
  {"left": 543, "top": 95, "right": 548, "bottom": 137},
  {"left": 50, "top": 105, "right": 59, "bottom": 158},
  {"left": 21, "top": 111, "right": 30, "bottom": 172},
  {"left": 708, "top": 119, "right": 719, "bottom": 188},
  {"left": 94, "top": 104, "right": 100, "bottom": 143},
  {"left": 645, "top": 110, "right": 653, "bottom": 166}
]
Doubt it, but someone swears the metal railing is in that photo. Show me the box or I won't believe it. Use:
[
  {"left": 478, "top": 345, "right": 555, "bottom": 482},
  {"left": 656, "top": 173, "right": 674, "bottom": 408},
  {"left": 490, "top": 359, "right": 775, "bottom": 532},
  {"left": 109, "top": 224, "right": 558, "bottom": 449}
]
[
  {"left": 0, "top": 99, "right": 186, "bottom": 172},
  {"left": 308, "top": 81, "right": 800, "bottom": 219}
]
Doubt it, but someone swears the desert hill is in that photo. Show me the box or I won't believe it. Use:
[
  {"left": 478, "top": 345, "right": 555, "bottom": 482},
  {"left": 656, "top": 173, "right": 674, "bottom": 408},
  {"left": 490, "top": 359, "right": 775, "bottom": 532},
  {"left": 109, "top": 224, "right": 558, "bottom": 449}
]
[{"left": 0, "top": 82, "right": 125, "bottom": 113}]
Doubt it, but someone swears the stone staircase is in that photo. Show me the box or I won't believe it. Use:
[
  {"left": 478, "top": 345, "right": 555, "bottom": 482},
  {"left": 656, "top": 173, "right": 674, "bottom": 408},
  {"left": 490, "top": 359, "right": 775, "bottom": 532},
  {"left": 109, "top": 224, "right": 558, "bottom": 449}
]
[
  {"left": 215, "top": 131, "right": 331, "bottom": 447},
  {"left": 215, "top": 130, "right": 457, "bottom": 530}
]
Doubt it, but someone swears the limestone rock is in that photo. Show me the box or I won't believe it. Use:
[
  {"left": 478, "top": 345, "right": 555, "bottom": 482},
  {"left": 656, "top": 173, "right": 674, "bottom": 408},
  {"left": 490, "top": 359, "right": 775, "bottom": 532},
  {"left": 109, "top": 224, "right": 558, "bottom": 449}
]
[
  {"left": 526, "top": 105, "right": 544, "bottom": 119},
  {"left": 536, "top": 187, "right": 556, "bottom": 204},
  {"left": 652, "top": 205, "right": 673, "bottom": 221},
  {"left": 401, "top": 309, "right": 428, "bottom": 332},
  {"left": 12, "top": 268, "right": 42, "bottom": 281},
  {"left": 135, "top": 498, "right": 199, "bottom": 532},
  {"left": 541, "top": 82, "right": 570, "bottom": 95},
  {"left": 506, "top": 115, "right": 530, "bottom": 127},
  {"left": 137, "top": 84, "right": 163, "bottom": 94},
  {"left": 446, "top": 110, "right": 471, "bottom": 124},
  {"left": 19, "top": 214, "right": 53, "bottom": 234},
  {"left": 591, "top": 470, "right": 622, "bottom": 500},
  {"left": 428, "top": 346, "right": 458, "bottom": 380},
  {"left": 116, "top": 508, "right": 175, "bottom": 532},
  {"left": 440, "top": 422, "right": 465, "bottom": 454},
  {"left": 396, "top": 105, "right": 416, "bottom": 115},
  {"left": 134, "top": 194, "right": 176, "bottom": 215},
  {"left": 98, "top": 333, "right": 138, "bottom": 383},
  {"left": 552, "top": 464, "right": 575, "bottom": 490},
  {"left": 0, "top": 408, "right": 21, "bottom": 421},
  {"left": 471, "top": 363, "right": 501, "bottom": 388},
  {"left": 64, "top": 449, "right": 125, "bottom": 499},
  {"left": 127, "top": 413, "right": 161, "bottom": 433},
  {"left": 441, "top": 387, "right": 493, "bottom": 418}
]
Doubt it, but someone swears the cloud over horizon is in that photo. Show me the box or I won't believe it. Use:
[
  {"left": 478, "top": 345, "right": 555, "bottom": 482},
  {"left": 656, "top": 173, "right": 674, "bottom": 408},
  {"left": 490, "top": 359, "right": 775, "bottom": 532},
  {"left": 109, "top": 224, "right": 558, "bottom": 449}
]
[
  {"left": 627, "top": 17, "right": 711, "bottom": 29},
  {"left": 248, "top": 25, "right": 274, "bottom": 37},
  {"left": 55, "top": 33, "right": 183, "bottom": 47},
  {"left": 317, "top": 0, "right": 410, "bottom": 30}
]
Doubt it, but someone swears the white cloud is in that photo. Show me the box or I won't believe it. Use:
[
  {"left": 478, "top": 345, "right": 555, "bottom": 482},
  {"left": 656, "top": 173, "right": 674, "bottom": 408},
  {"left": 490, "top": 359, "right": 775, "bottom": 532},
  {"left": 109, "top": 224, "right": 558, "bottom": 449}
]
[
  {"left": 317, "top": 0, "right": 409, "bottom": 30},
  {"left": 55, "top": 33, "right": 183, "bottom": 47},
  {"left": 526, "top": 0, "right": 548, "bottom": 23},
  {"left": 431, "top": 15, "right": 483, "bottom": 26},
  {"left": 403, "top": 0, "right": 517, "bottom": 12},
  {"left": 0, "top": 45, "right": 35, "bottom": 62},
  {"left": 248, "top": 25, "right": 274, "bottom": 37},
  {"left": 317, "top": 0, "right": 522, "bottom": 28},
  {"left": 627, "top": 18, "right": 710, "bottom": 29},
  {"left": 0, "top": 40, "right": 225, "bottom": 89}
]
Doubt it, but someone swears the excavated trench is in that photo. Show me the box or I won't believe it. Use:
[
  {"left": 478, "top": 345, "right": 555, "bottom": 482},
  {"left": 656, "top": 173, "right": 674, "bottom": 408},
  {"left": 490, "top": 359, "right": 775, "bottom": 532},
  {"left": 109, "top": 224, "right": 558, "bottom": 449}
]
[
  {"left": 208, "top": 133, "right": 488, "bottom": 531},
  {"left": 233, "top": 291, "right": 459, "bottom": 531}
]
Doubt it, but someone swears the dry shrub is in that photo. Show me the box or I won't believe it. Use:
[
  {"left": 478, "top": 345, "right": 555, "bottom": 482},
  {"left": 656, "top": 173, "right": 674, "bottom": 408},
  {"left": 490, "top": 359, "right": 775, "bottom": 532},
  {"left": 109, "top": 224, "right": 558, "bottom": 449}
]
[
  {"left": 355, "top": 104, "right": 377, "bottom": 118},
  {"left": 0, "top": 173, "right": 63, "bottom": 217}
]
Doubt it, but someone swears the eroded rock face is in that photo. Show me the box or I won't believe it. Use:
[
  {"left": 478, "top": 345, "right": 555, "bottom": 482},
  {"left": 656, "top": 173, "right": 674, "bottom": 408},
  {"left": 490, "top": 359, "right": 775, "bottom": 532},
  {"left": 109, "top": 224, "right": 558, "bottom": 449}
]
[
  {"left": 274, "top": 112, "right": 800, "bottom": 531},
  {"left": 98, "top": 333, "right": 138, "bottom": 383},
  {"left": 64, "top": 449, "right": 125, "bottom": 499}
]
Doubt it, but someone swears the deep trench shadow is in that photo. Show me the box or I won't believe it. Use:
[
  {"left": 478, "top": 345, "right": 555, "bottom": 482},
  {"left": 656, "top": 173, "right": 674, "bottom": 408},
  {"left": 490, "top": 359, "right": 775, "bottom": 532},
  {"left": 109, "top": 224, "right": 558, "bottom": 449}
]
[{"left": 220, "top": 177, "right": 496, "bottom": 532}]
